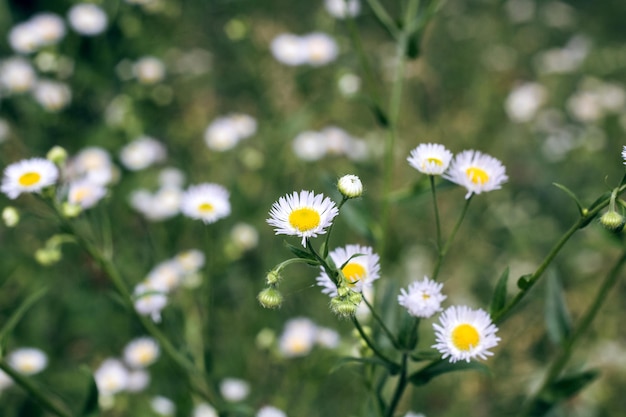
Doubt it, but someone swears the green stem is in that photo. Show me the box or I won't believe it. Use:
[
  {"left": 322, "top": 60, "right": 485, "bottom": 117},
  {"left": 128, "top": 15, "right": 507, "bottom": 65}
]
[
  {"left": 352, "top": 317, "right": 400, "bottom": 371},
  {"left": 431, "top": 196, "right": 472, "bottom": 280},
  {"left": 0, "top": 361, "right": 72, "bottom": 417},
  {"left": 517, "top": 252, "right": 626, "bottom": 417},
  {"left": 363, "top": 296, "right": 401, "bottom": 350},
  {"left": 429, "top": 175, "right": 443, "bottom": 250},
  {"left": 322, "top": 196, "right": 348, "bottom": 259},
  {"left": 364, "top": 0, "right": 400, "bottom": 38},
  {"left": 385, "top": 353, "right": 408, "bottom": 417}
]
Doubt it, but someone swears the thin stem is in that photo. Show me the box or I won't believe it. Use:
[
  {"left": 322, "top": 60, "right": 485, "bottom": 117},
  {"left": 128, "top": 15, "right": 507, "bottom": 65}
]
[
  {"left": 323, "top": 196, "right": 348, "bottom": 259},
  {"left": 364, "top": 0, "right": 400, "bottom": 39},
  {"left": 352, "top": 317, "right": 400, "bottom": 370},
  {"left": 385, "top": 353, "right": 408, "bottom": 417},
  {"left": 429, "top": 175, "right": 442, "bottom": 249},
  {"left": 363, "top": 296, "right": 401, "bottom": 349},
  {"left": 517, "top": 252, "right": 626, "bottom": 417},
  {"left": 0, "top": 361, "right": 72, "bottom": 417},
  {"left": 431, "top": 196, "right": 472, "bottom": 280}
]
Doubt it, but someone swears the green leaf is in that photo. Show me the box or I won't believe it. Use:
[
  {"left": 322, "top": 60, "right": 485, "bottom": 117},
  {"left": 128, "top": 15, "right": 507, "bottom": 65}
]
[
  {"left": 528, "top": 370, "right": 600, "bottom": 415},
  {"left": 410, "top": 349, "right": 441, "bottom": 362},
  {"left": 489, "top": 267, "right": 509, "bottom": 317},
  {"left": 397, "top": 316, "right": 420, "bottom": 350},
  {"left": 0, "top": 286, "right": 48, "bottom": 344},
  {"left": 408, "top": 360, "right": 491, "bottom": 385},
  {"left": 330, "top": 356, "right": 400, "bottom": 375},
  {"left": 552, "top": 183, "right": 583, "bottom": 214},
  {"left": 545, "top": 272, "right": 571, "bottom": 345},
  {"left": 79, "top": 367, "right": 99, "bottom": 417},
  {"left": 284, "top": 242, "right": 317, "bottom": 262}
]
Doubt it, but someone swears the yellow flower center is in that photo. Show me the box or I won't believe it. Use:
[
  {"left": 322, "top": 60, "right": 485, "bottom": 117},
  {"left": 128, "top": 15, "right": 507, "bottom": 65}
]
[
  {"left": 466, "top": 167, "right": 489, "bottom": 185},
  {"left": 425, "top": 157, "right": 443, "bottom": 166},
  {"left": 288, "top": 338, "right": 310, "bottom": 354},
  {"left": 73, "top": 188, "right": 89, "bottom": 202},
  {"left": 137, "top": 346, "right": 155, "bottom": 364},
  {"left": 18, "top": 172, "right": 41, "bottom": 186},
  {"left": 198, "top": 203, "right": 214, "bottom": 213},
  {"left": 451, "top": 323, "right": 480, "bottom": 351},
  {"left": 288, "top": 207, "right": 320, "bottom": 232},
  {"left": 422, "top": 293, "right": 431, "bottom": 300},
  {"left": 342, "top": 262, "right": 366, "bottom": 284}
]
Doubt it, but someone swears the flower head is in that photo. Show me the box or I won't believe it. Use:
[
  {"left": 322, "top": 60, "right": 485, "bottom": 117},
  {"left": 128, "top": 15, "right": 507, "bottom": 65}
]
[
  {"left": 257, "top": 405, "right": 287, "bottom": 417},
  {"left": 278, "top": 317, "right": 318, "bottom": 357},
  {"left": 316, "top": 244, "right": 380, "bottom": 296},
  {"left": 68, "top": 179, "right": 107, "bottom": 209},
  {"left": 337, "top": 174, "right": 363, "bottom": 198},
  {"left": 398, "top": 277, "right": 446, "bottom": 318},
  {"left": 7, "top": 348, "right": 48, "bottom": 375},
  {"left": 119, "top": 136, "right": 167, "bottom": 171},
  {"left": 267, "top": 190, "right": 338, "bottom": 246},
  {"left": 220, "top": 378, "right": 250, "bottom": 402},
  {"left": 1, "top": 157, "right": 58, "bottom": 199},
  {"left": 181, "top": 183, "right": 231, "bottom": 224},
  {"left": 407, "top": 143, "right": 453, "bottom": 175},
  {"left": 432, "top": 305, "right": 500, "bottom": 363},
  {"left": 444, "top": 150, "right": 508, "bottom": 199},
  {"left": 68, "top": 4, "right": 108, "bottom": 36},
  {"left": 123, "top": 337, "right": 160, "bottom": 369},
  {"left": 94, "top": 358, "right": 129, "bottom": 396}
]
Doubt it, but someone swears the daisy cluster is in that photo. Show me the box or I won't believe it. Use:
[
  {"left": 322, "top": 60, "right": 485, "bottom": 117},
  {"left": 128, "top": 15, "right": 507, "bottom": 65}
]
[
  {"left": 292, "top": 126, "right": 369, "bottom": 162},
  {"left": 407, "top": 143, "right": 509, "bottom": 199},
  {"left": 133, "top": 249, "right": 205, "bottom": 322},
  {"left": 270, "top": 32, "right": 338, "bottom": 67}
]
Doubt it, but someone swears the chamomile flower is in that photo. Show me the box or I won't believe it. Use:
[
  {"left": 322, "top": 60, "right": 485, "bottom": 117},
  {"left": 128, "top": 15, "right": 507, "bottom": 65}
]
[
  {"left": 316, "top": 244, "right": 380, "bottom": 296},
  {"left": 444, "top": 150, "right": 508, "bottom": 199},
  {"left": 68, "top": 4, "right": 108, "bottom": 36},
  {"left": 123, "top": 337, "right": 160, "bottom": 368},
  {"left": 398, "top": 277, "right": 446, "bottom": 318},
  {"left": 94, "top": 358, "right": 129, "bottom": 396},
  {"left": 278, "top": 317, "right": 318, "bottom": 358},
  {"left": 432, "top": 305, "right": 500, "bottom": 363},
  {"left": 7, "top": 348, "right": 48, "bottom": 375},
  {"left": 1, "top": 158, "right": 58, "bottom": 199},
  {"left": 67, "top": 179, "right": 107, "bottom": 209},
  {"left": 267, "top": 190, "right": 338, "bottom": 246},
  {"left": 181, "top": 183, "right": 231, "bottom": 224},
  {"left": 407, "top": 143, "right": 453, "bottom": 175}
]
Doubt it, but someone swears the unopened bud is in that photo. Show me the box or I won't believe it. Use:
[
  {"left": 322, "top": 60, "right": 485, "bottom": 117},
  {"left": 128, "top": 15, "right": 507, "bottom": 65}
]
[
  {"left": 337, "top": 174, "right": 363, "bottom": 199},
  {"left": 62, "top": 202, "right": 82, "bottom": 218},
  {"left": 266, "top": 270, "right": 281, "bottom": 285},
  {"left": 600, "top": 210, "right": 625, "bottom": 232},
  {"left": 35, "top": 248, "right": 62, "bottom": 266},
  {"left": 330, "top": 296, "right": 357, "bottom": 318},
  {"left": 257, "top": 287, "right": 283, "bottom": 309},
  {"left": 2, "top": 206, "right": 19, "bottom": 227},
  {"left": 46, "top": 146, "right": 68, "bottom": 166}
]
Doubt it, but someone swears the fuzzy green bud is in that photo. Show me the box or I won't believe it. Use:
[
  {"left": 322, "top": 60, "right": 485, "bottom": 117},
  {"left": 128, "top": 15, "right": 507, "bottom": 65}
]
[
  {"left": 266, "top": 270, "right": 281, "bottom": 285},
  {"left": 2, "top": 206, "right": 19, "bottom": 227},
  {"left": 257, "top": 287, "right": 283, "bottom": 309},
  {"left": 347, "top": 290, "right": 363, "bottom": 306},
  {"left": 46, "top": 146, "right": 68, "bottom": 166},
  {"left": 35, "top": 247, "right": 62, "bottom": 266},
  {"left": 62, "top": 202, "right": 82, "bottom": 218},
  {"left": 600, "top": 210, "right": 625, "bottom": 232},
  {"left": 337, "top": 174, "right": 363, "bottom": 199},
  {"left": 330, "top": 296, "right": 358, "bottom": 318}
]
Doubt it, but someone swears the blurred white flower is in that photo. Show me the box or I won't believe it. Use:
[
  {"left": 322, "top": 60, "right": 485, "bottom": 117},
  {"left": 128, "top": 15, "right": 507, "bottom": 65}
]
[
  {"left": 146, "top": 259, "right": 185, "bottom": 292},
  {"left": 130, "top": 186, "right": 183, "bottom": 221},
  {"left": 504, "top": 82, "right": 547, "bottom": 123},
  {"left": 398, "top": 277, "right": 446, "bottom": 318},
  {"left": 68, "top": 147, "right": 116, "bottom": 186},
  {"left": 68, "top": 4, "right": 108, "bottom": 36},
  {"left": 220, "top": 378, "right": 250, "bottom": 402},
  {"left": 0, "top": 57, "right": 37, "bottom": 93},
  {"left": 180, "top": 183, "right": 231, "bottom": 224},
  {"left": 505, "top": 0, "right": 535, "bottom": 23},
  {"left": 158, "top": 167, "right": 186, "bottom": 188},
  {"left": 175, "top": 249, "right": 205, "bottom": 274},
  {"left": 133, "top": 281, "right": 168, "bottom": 322},
  {"left": 230, "top": 223, "right": 259, "bottom": 251},
  {"left": 316, "top": 326, "right": 340, "bottom": 349},
  {"left": 204, "top": 114, "right": 256, "bottom": 152},
  {"left": 278, "top": 317, "right": 318, "bottom": 357},
  {"left": 126, "top": 369, "right": 150, "bottom": 392},
  {"left": 32, "top": 80, "right": 72, "bottom": 112},
  {"left": 404, "top": 412, "right": 426, "bottom": 417},
  {"left": 338, "top": 73, "right": 361, "bottom": 96},
  {"left": 535, "top": 36, "right": 590, "bottom": 75},
  {"left": 151, "top": 396, "right": 175, "bottom": 416},
  {"left": 8, "top": 22, "right": 40, "bottom": 54},
  {"left": 193, "top": 403, "right": 219, "bottom": 417},
  {"left": 270, "top": 33, "right": 307, "bottom": 66},
  {"left": 292, "top": 130, "right": 327, "bottom": 161},
  {"left": 123, "top": 337, "right": 160, "bottom": 368},
  {"left": 0, "top": 369, "right": 13, "bottom": 391},
  {"left": 68, "top": 179, "right": 107, "bottom": 209},
  {"left": 325, "top": 0, "right": 360, "bottom": 19},
  {"left": 0, "top": 118, "right": 9, "bottom": 143},
  {"left": 303, "top": 32, "right": 338, "bottom": 66},
  {"left": 257, "top": 405, "right": 287, "bottom": 417},
  {"left": 94, "top": 359, "right": 129, "bottom": 396},
  {"left": 119, "top": 136, "right": 167, "bottom": 171},
  {"left": 31, "top": 13, "right": 66, "bottom": 47},
  {"left": 7, "top": 348, "right": 48, "bottom": 375},
  {"left": 133, "top": 56, "right": 166, "bottom": 85}
]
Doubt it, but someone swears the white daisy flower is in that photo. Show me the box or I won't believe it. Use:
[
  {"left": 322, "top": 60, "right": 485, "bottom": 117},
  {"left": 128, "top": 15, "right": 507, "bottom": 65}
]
[
  {"left": 407, "top": 143, "right": 453, "bottom": 175},
  {"left": 444, "top": 150, "right": 508, "bottom": 199},
  {"left": 292, "top": 130, "right": 327, "bottom": 161},
  {"left": 30, "top": 13, "right": 66, "bottom": 47},
  {"left": 119, "top": 136, "right": 167, "bottom": 171},
  {"left": 257, "top": 405, "right": 287, "bottom": 417},
  {"left": 219, "top": 378, "right": 250, "bottom": 402},
  {"left": 32, "top": 80, "right": 72, "bottom": 112},
  {"left": 0, "top": 369, "right": 13, "bottom": 391},
  {"left": 126, "top": 369, "right": 150, "bottom": 392},
  {"left": 270, "top": 33, "right": 307, "bottom": 67},
  {"left": 398, "top": 277, "right": 446, "bottom": 318},
  {"left": 432, "top": 305, "right": 500, "bottom": 363},
  {"left": 133, "top": 282, "right": 168, "bottom": 322},
  {"left": 123, "top": 337, "right": 160, "bottom": 369},
  {"left": 8, "top": 22, "right": 40, "bottom": 54},
  {"left": 0, "top": 57, "right": 37, "bottom": 93},
  {"left": 267, "top": 190, "right": 338, "bottom": 246},
  {"left": 325, "top": 0, "right": 360, "bottom": 19},
  {"left": 278, "top": 317, "right": 318, "bottom": 358},
  {"left": 316, "top": 244, "right": 380, "bottom": 296},
  {"left": 94, "top": 358, "right": 129, "bottom": 396},
  {"left": 303, "top": 32, "right": 338, "bottom": 66},
  {"left": 1, "top": 157, "right": 58, "bottom": 199},
  {"left": 180, "top": 183, "right": 231, "bottom": 224},
  {"left": 230, "top": 222, "right": 259, "bottom": 251},
  {"left": 315, "top": 326, "right": 340, "bottom": 349},
  {"left": 67, "top": 179, "right": 107, "bottom": 209},
  {"left": 133, "top": 56, "right": 166, "bottom": 85},
  {"left": 151, "top": 396, "right": 175, "bottom": 416},
  {"left": 175, "top": 249, "right": 205, "bottom": 274},
  {"left": 7, "top": 347, "right": 48, "bottom": 375},
  {"left": 67, "top": 4, "right": 108, "bottom": 36},
  {"left": 146, "top": 259, "right": 185, "bottom": 292},
  {"left": 67, "top": 147, "right": 115, "bottom": 186},
  {"left": 193, "top": 403, "right": 219, "bottom": 417}
]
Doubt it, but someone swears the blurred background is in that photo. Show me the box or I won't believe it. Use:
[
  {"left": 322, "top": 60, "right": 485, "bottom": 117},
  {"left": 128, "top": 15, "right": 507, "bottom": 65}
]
[{"left": 1, "top": 0, "right": 626, "bottom": 416}]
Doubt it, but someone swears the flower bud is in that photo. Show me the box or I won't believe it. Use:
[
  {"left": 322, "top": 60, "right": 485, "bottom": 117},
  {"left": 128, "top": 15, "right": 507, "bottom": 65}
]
[
  {"left": 2, "top": 206, "right": 19, "bottom": 227},
  {"left": 337, "top": 174, "right": 363, "bottom": 199},
  {"left": 600, "top": 210, "right": 625, "bottom": 232},
  {"left": 257, "top": 287, "right": 283, "bottom": 309},
  {"left": 347, "top": 290, "right": 363, "bottom": 306},
  {"left": 265, "top": 270, "right": 281, "bottom": 285},
  {"left": 330, "top": 296, "right": 357, "bottom": 318},
  {"left": 46, "top": 146, "right": 68, "bottom": 166},
  {"left": 35, "top": 247, "right": 62, "bottom": 266},
  {"left": 62, "top": 202, "right": 82, "bottom": 218}
]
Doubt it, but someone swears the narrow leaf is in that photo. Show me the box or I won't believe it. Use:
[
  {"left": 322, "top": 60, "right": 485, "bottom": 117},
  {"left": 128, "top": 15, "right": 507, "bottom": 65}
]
[
  {"left": 545, "top": 272, "right": 572, "bottom": 345},
  {"left": 79, "top": 367, "right": 100, "bottom": 417},
  {"left": 552, "top": 183, "right": 583, "bottom": 214},
  {"left": 284, "top": 242, "right": 317, "bottom": 262},
  {"left": 489, "top": 267, "right": 509, "bottom": 316},
  {"left": 330, "top": 356, "right": 400, "bottom": 375},
  {"left": 0, "top": 286, "right": 48, "bottom": 343},
  {"left": 408, "top": 360, "right": 491, "bottom": 386},
  {"left": 546, "top": 369, "right": 600, "bottom": 401}
]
